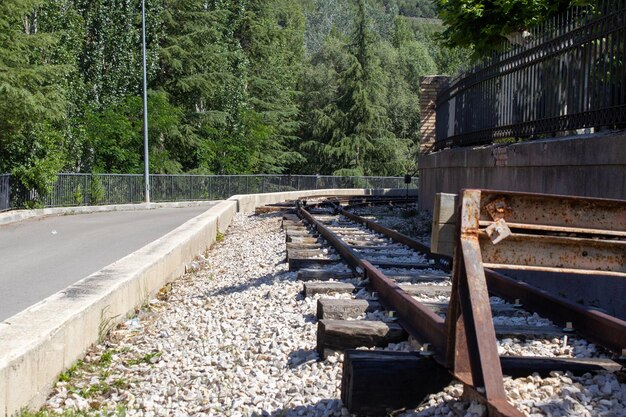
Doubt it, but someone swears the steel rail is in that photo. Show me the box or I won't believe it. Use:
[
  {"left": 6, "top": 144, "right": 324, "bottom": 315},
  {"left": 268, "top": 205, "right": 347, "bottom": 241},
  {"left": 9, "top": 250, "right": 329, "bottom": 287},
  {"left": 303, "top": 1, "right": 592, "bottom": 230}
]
[
  {"left": 297, "top": 200, "right": 624, "bottom": 417},
  {"left": 340, "top": 208, "right": 451, "bottom": 272},
  {"left": 484, "top": 270, "right": 626, "bottom": 353},
  {"left": 340, "top": 195, "right": 626, "bottom": 355},
  {"left": 300, "top": 200, "right": 626, "bottom": 354}
]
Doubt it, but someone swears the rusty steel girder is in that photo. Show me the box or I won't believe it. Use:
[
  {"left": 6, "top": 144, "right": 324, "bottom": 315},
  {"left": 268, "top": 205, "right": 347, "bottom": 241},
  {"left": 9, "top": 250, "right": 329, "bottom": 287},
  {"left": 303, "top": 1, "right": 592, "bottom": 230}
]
[
  {"left": 298, "top": 193, "right": 626, "bottom": 417},
  {"left": 446, "top": 189, "right": 626, "bottom": 417}
]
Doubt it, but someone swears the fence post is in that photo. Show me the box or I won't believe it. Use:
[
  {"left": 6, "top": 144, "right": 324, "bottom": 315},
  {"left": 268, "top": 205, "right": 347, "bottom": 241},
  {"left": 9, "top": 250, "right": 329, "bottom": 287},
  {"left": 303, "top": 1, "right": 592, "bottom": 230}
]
[
  {"left": 82, "top": 175, "right": 87, "bottom": 206},
  {"left": 419, "top": 76, "right": 450, "bottom": 155}
]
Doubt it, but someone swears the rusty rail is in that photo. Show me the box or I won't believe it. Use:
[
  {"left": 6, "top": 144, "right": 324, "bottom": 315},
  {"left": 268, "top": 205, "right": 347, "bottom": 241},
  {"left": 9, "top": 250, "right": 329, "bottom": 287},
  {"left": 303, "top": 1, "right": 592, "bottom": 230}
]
[
  {"left": 445, "top": 189, "right": 626, "bottom": 416},
  {"left": 297, "top": 192, "right": 626, "bottom": 417}
]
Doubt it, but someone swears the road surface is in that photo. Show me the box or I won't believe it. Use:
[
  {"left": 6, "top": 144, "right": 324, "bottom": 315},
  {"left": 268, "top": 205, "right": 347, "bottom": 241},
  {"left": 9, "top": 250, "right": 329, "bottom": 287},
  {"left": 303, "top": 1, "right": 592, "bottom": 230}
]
[{"left": 0, "top": 205, "right": 215, "bottom": 321}]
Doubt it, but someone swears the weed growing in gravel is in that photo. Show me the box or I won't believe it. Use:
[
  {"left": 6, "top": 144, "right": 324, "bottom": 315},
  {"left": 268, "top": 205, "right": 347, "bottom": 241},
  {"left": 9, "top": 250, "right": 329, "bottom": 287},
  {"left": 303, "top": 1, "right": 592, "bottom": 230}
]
[
  {"left": 20, "top": 404, "right": 127, "bottom": 416},
  {"left": 57, "top": 360, "right": 83, "bottom": 382},
  {"left": 97, "top": 306, "right": 120, "bottom": 343},
  {"left": 216, "top": 231, "right": 225, "bottom": 242},
  {"left": 125, "top": 351, "right": 161, "bottom": 366},
  {"left": 98, "top": 349, "right": 114, "bottom": 367}
]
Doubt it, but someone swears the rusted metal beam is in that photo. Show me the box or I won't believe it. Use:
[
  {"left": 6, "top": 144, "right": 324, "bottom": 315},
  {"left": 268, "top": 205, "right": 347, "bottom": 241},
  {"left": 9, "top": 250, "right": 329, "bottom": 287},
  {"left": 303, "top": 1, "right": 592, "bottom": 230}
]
[
  {"left": 479, "top": 233, "right": 626, "bottom": 275},
  {"left": 446, "top": 189, "right": 516, "bottom": 414},
  {"left": 469, "top": 189, "right": 626, "bottom": 353},
  {"left": 476, "top": 190, "right": 626, "bottom": 231}
]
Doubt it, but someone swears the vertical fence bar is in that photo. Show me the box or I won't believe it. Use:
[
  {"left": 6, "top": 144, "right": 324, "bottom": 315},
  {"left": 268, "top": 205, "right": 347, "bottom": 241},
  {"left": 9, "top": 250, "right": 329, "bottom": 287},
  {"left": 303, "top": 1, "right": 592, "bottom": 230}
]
[
  {"left": 0, "top": 174, "right": 10, "bottom": 212},
  {"left": 6, "top": 174, "right": 408, "bottom": 208},
  {"left": 433, "top": 0, "right": 626, "bottom": 149}
]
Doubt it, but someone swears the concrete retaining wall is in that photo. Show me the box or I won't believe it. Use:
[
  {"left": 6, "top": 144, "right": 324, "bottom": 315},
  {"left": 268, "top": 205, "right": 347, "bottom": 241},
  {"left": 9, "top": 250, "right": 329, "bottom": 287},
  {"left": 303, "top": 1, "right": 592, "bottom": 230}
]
[
  {"left": 228, "top": 188, "right": 417, "bottom": 213},
  {"left": 418, "top": 131, "right": 626, "bottom": 213},
  {"left": 0, "top": 188, "right": 407, "bottom": 416}
]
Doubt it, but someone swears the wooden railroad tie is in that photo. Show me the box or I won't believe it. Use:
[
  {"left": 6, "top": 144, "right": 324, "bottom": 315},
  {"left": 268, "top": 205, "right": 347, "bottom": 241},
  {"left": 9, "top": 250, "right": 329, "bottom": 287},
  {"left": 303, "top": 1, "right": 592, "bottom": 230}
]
[
  {"left": 286, "top": 242, "right": 322, "bottom": 250},
  {"left": 296, "top": 269, "right": 355, "bottom": 282},
  {"left": 316, "top": 299, "right": 381, "bottom": 320},
  {"left": 316, "top": 318, "right": 569, "bottom": 355},
  {"left": 303, "top": 282, "right": 357, "bottom": 297},
  {"left": 341, "top": 350, "right": 622, "bottom": 416},
  {"left": 317, "top": 319, "right": 408, "bottom": 357},
  {"left": 342, "top": 350, "right": 452, "bottom": 416},
  {"left": 288, "top": 257, "right": 341, "bottom": 271},
  {"left": 316, "top": 298, "right": 523, "bottom": 320},
  {"left": 287, "top": 248, "right": 327, "bottom": 259},
  {"left": 287, "top": 236, "right": 319, "bottom": 245},
  {"left": 302, "top": 282, "right": 451, "bottom": 298}
]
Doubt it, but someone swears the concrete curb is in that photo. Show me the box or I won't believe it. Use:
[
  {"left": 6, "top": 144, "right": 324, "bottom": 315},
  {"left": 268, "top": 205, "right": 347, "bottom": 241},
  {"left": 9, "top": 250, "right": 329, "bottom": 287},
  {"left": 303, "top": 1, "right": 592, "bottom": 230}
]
[
  {"left": 0, "top": 201, "right": 218, "bottom": 227},
  {"left": 0, "top": 199, "right": 236, "bottom": 416},
  {"left": 0, "top": 188, "right": 410, "bottom": 416}
]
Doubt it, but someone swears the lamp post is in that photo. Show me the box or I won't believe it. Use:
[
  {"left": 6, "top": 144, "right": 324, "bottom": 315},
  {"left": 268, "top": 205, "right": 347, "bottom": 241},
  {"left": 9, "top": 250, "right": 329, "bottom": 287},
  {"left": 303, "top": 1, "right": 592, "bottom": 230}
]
[{"left": 141, "top": 0, "right": 150, "bottom": 203}]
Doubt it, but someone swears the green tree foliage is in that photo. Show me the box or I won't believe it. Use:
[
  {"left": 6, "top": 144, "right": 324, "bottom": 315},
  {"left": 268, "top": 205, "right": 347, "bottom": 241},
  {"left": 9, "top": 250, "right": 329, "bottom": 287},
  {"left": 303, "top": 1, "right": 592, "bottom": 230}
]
[
  {"left": 1, "top": 0, "right": 471, "bottom": 196},
  {"left": 435, "top": 0, "right": 585, "bottom": 57},
  {"left": 300, "top": 0, "right": 437, "bottom": 176},
  {"left": 157, "top": 0, "right": 244, "bottom": 173},
  {"left": 0, "top": 0, "right": 70, "bottom": 200},
  {"left": 395, "top": 0, "right": 438, "bottom": 18},
  {"left": 239, "top": 0, "right": 306, "bottom": 173},
  {"left": 85, "top": 91, "right": 182, "bottom": 174}
]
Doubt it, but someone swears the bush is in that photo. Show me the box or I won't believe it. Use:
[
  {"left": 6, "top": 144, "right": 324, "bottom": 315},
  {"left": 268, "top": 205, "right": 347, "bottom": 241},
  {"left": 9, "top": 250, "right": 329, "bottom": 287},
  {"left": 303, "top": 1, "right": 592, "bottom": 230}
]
[{"left": 90, "top": 174, "right": 105, "bottom": 205}]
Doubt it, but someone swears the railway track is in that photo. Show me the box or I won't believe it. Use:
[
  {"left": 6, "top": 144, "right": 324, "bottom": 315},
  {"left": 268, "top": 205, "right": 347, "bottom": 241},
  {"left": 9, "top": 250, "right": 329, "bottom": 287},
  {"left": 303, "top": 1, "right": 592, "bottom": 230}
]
[{"left": 275, "top": 193, "right": 626, "bottom": 417}]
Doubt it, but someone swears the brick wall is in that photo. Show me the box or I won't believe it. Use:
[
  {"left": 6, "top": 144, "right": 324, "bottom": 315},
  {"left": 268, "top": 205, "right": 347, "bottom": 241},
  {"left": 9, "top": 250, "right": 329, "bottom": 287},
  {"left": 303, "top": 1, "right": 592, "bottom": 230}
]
[{"left": 419, "top": 76, "right": 450, "bottom": 155}]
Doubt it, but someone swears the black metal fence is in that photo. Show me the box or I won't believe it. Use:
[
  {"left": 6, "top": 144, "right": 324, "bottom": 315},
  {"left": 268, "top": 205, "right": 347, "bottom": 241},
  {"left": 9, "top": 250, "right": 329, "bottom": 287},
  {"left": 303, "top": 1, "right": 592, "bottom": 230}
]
[
  {"left": 435, "top": 0, "right": 626, "bottom": 150},
  {"left": 9, "top": 173, "right": 412, "bottom": 209},
  {"left": 0, "top": 174, "right": 9, "bottom": 212}
]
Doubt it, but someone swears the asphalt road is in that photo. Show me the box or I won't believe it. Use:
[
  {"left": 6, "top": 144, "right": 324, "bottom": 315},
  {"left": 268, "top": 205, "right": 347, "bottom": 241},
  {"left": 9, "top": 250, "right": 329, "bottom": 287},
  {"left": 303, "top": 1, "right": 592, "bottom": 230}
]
[{"left": 0, "top": 205, "right": 214, "bottom": 321}]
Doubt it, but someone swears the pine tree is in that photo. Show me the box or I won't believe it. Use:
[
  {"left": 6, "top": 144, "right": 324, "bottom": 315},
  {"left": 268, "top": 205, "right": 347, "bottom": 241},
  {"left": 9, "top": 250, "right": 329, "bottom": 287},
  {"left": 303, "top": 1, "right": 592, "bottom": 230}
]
[
  {"left": 158, "top": 0, "right": 247, "bottom": 174},
  {"left": 302, "top": 0, "right": 398, "bottom": 176},
  {"left": 240, "top": 0, "right": 306, "bottom": 173}
]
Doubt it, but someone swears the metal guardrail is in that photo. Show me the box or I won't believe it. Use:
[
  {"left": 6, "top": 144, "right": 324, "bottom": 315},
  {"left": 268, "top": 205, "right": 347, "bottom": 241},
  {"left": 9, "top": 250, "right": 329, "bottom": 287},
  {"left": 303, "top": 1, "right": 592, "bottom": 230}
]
[
  {"left": 9, "top": 173, "right": 414, "bottom": 209},
  {"left": 0, "top": 175, "right": 9, "bottom": 212},
  {"left": 435, "top": 1, "right": 626, "bottom": 150}
]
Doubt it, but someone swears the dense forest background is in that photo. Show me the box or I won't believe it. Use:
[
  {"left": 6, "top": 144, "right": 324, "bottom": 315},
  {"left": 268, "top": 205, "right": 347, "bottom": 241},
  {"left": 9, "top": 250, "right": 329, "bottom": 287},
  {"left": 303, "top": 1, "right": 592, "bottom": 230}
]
[{"left": 0, "top": 0, "right": 469, "bottom": 195}]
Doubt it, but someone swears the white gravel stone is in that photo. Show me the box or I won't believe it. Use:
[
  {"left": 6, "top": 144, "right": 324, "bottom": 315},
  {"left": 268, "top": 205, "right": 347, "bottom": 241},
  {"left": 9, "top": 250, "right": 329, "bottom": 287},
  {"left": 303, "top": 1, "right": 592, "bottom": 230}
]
[{"left": 38, "top": 211, "right": 626, "bottom": 417}]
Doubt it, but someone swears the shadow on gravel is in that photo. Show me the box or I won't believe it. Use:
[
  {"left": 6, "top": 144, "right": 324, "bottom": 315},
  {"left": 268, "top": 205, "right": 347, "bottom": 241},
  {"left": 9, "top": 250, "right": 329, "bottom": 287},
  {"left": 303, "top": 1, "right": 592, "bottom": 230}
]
[
  {"left": 207, "top": 269, "right": 294, "bottom": 297},
  {"left": 254, "top": 399, "right": 345, "bottom": 417},
  {"left": 286, "top": 348, "right": 320, "bottom": 369}
]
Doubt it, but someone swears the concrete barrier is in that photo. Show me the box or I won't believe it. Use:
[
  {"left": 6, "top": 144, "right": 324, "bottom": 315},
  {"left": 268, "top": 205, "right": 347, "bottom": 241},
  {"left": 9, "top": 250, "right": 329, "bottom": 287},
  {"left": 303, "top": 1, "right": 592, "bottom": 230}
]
[
  {"left": 0, "top": 201, "right": 218, "bottom": 227},
  {"left": 228, "top": 188, "right": 417, "bottom": 213},
  {"left": 0, "top": 199, "right": 236, "bottom": 416},
  {"left": 0, "top": 188, "right": 409, "bottom": 416}
]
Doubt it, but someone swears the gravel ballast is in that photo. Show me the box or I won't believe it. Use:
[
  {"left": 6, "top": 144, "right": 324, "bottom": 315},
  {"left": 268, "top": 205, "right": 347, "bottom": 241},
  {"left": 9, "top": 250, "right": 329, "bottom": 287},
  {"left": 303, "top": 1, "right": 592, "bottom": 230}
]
[{"left": 40, "top": 213, "right": 626, "bottom": 417}]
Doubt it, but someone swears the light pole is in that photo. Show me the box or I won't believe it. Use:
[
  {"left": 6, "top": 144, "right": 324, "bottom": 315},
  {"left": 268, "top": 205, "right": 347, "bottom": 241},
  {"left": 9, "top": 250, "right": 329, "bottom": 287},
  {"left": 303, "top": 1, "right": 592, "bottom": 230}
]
[{"left": 141, "top": 0, "right": 150, "bottom": 203}]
